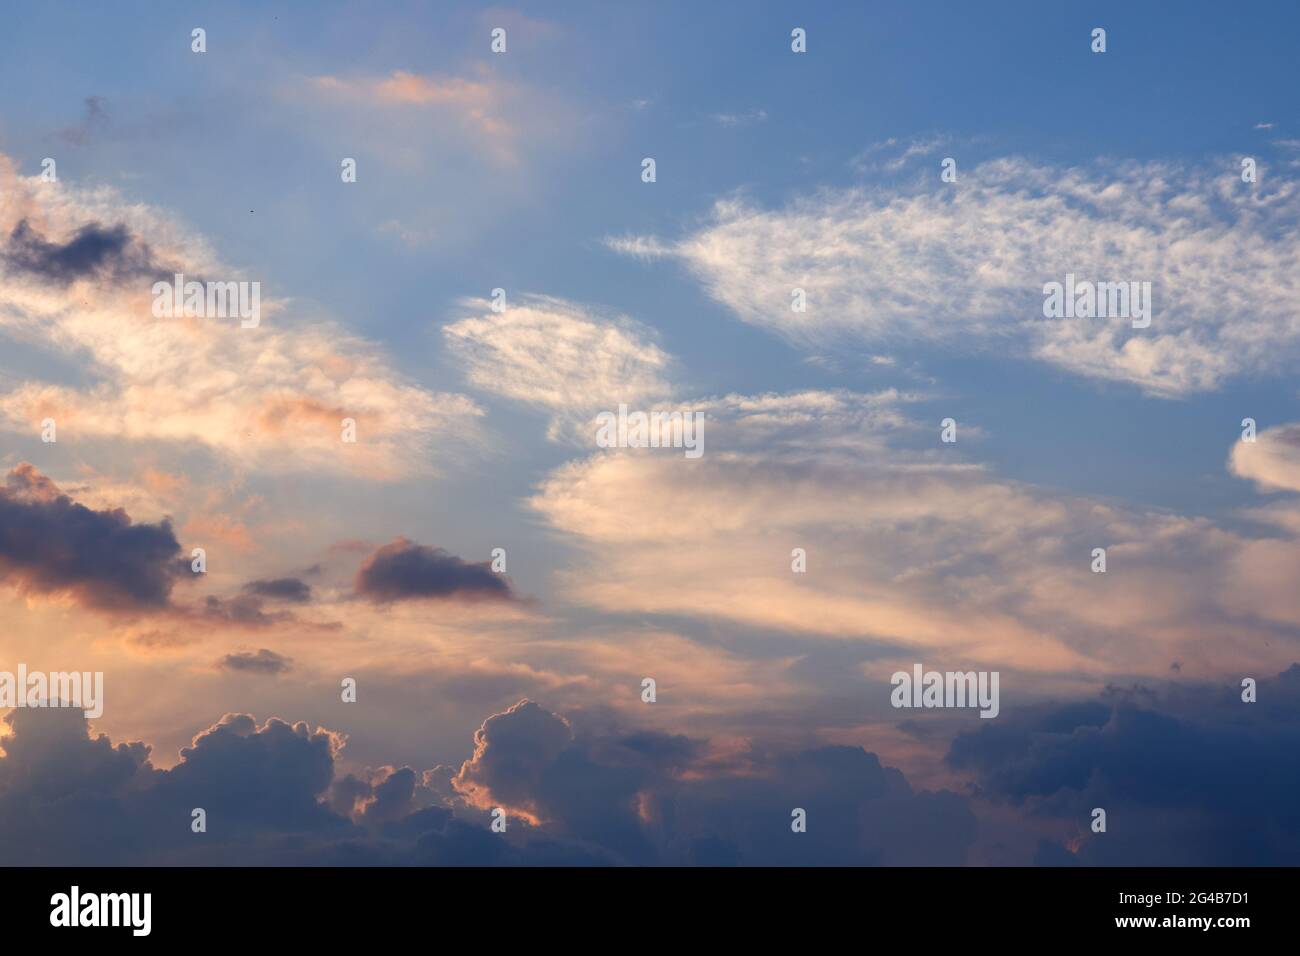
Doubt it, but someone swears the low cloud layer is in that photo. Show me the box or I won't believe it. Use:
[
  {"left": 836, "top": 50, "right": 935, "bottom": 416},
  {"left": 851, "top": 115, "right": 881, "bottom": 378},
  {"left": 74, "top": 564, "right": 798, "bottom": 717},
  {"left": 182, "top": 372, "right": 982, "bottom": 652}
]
[
  {"left": 949, "top": 666, "right": 1300, "bottom": 864},
  {"left": 0, "top": 699, "right": 977, "bottom": 865}
]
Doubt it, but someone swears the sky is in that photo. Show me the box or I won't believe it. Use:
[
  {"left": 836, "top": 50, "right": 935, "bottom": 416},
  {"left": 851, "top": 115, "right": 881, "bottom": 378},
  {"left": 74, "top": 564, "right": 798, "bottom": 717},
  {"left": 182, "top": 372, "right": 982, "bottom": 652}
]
[{"left": 0, "top": 0, "right": 1298, "bottom": 866}]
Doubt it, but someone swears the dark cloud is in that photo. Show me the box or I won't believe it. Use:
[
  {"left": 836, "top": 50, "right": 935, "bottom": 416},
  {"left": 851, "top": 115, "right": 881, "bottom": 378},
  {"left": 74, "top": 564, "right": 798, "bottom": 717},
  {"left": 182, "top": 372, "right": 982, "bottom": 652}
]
[
  {"left": 148, "top": 714, "right": 347, "bottom": 839},
  {"left": 0, "top": 708, "right": 358, "bottom": 864},
  {"left": 8, "top": 675, "right": 1295, "bottom": 865},
  {"left": 243, "top": 576, "right": 312, "bottom": 603},
  {"left": 2, "top": 218, "right": 162, "bottom": 285},
  {"left": 0, "top": 699, "right": 976, "bottom": 866},
  {"left": 656, "top": 744, "right": 976, "bottom": 866},
  {"left": 354, "top": 537, "right": 510, "bottom": 602},
  {"left": 452, "top": 699, "right": 975, "bottom": 865},
  {"left": 947, "top": 665, "right": 1300, "bottom": 865},
  {"left": 0, "top": 463, "right": 183, "bottom": 610},
  {"left": 216, "top": 649, "right": 293, "bottom": 676}
]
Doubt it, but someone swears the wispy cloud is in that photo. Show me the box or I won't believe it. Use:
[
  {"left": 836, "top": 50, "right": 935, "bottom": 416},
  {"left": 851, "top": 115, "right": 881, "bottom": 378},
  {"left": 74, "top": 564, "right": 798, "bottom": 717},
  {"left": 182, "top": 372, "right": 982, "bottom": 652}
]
[
  {"left": 444, "top": 294, "right": 673, "bottom": 441},
  {"left": 710, "top": 108, "right": 768, "bottom": 128},
  {"left": 0, "top": 155, "right": 484, "bottom": 479},
  {"left": 611, "top": 156, "right": 1300, "bottom": 396}
]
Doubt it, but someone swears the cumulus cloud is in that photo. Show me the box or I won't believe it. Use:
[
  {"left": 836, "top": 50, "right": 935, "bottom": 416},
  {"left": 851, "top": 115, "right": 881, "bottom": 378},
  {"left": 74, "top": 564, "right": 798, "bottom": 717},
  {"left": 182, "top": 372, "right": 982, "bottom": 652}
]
[
  {"left": 0, "top": 709, "right": 346, "bottom": 864},
  {"left": 0, "top": 699, "right": 978, "bottom": 865},
  {"left": 444, "top": 294, "right": 673, "bottom": 440},
  {"left": 0, "top": 463, "right": 183, "bottom": 610},
  {"left": 948, "top": 666, "right": 1300, "bottom": 864},
  {"left": 452, "top": 699, "right": 976, "bottom": 865},
  {"left": 610, "top": 157, "right": 1300, "bottom": 395},
  {"left": 0, "top": 155, "right": 483, "bottom": 479},
  {"left": 354, "top": 537, "right": 512, "bottom": 603}
]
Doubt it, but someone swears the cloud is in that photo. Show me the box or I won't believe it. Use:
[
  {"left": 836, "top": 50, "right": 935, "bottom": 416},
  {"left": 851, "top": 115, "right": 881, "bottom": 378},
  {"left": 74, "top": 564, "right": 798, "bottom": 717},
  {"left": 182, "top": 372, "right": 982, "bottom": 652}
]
[
  {"left": 947, "top": 666, "right": 1300, "bottom": 864},
  {"left": 202, "top": 595, "right": 293, "bottom": 628},
  {"left": 530, "top": 389, "right": 1300, "bottom": 680},
  {"left": 0, "top": 699, "right": 977, "bottom": 865},
  {"left": 611, "top": 156, "right": 1300, "bottom": 396},
  {"left": 454, "top": 700, "right": 575, "bottom": 819},
  {"left": 3, "top": 218, "right": 161, "bottom": 284},
  {"left": 850, "top": 135, "right": 949, "bottom": 174},
  {"left": 303, "top": 67, "right": 567, "bottom": 167},
  {"left": 0, "top": 708, "right": 346, "bottom": 864},
  {"left": 444, "top": 295, "right": 673, "bottom": 440},
  {"left": 243, "top": 577, "right": 312, "bottom": 603},
  {"left": 0, "top": 155, "right": 483, "bottom": 479},
  {"left": 354, "top": 537, "right": 511, "bottom": 603},
  {"left": 452, "top": 699, "right": 976, "bottom": 865},
  {"left": 0, "top": 463, "right": 183, "bottom": 610},
  {"left": 1230, "top": 422, "right": 1300, "bottom": 493},
  {"left": 216, "top": 649, "right": 294, "bottom": 676},
  {"left": 710, "top": 109, "right": 767, "bottom": 128}
]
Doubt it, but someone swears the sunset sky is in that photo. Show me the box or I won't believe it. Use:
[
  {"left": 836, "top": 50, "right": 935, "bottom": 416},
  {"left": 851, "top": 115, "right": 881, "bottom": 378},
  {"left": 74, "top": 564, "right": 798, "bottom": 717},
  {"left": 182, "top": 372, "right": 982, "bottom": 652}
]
[{"left": 1, "top": 0, "right": 1299, "bottom": 866}]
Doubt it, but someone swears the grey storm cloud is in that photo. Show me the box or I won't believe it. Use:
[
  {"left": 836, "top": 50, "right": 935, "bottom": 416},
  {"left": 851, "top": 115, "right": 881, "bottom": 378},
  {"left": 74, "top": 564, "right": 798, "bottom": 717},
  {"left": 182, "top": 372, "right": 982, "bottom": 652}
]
[
  {"left": 7, "top": 684, "right": 1296, "bottom": 865},
  {"left": 2, "top": 218, "right": 163, "bottom": 285},
  {"left": 451, "top": 699, "right": 975, "bottom": 865},
  {"left": 354, "top": 537, "right": 511, "bottom": 602},
  {"left": 0, "top": 463, "right": 184, "bottom": 610},
  {"left": 0, "top": 698, "right": 978, "bottom": 866},
  {"left": 947, "top": 665, "right": 1300, "bottom": 865},
  {"left": 216, "top": 649, "right": 294, "bottom": 676}
]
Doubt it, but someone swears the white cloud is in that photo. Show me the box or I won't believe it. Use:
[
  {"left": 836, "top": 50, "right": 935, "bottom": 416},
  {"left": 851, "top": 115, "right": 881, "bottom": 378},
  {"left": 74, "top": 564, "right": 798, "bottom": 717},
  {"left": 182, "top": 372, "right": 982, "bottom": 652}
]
[
  {"left": 531, "top": 388, "right": 1300, "bottom": 680},
  {"left": 851, "top": 135, "right": 949, "bottom": 174},
  {"left": 1231, "top": 423, "right": 1300, "bottom": 493},
  {"left": 611, "top": 156, "right": 1300, "bottom": 396},
  {"left": 444, "top": 294, "right": 673, "bottom": 441},
  {"left": 0, "top": 156, "right": 482, "bottom": 479},
  {"left": 710, "top": 109, "right": 768, "bottom": 128}
]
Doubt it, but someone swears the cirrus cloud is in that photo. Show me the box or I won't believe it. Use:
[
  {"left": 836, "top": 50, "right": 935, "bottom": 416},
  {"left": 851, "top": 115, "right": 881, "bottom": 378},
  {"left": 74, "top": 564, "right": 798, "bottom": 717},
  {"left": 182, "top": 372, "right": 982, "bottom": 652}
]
[{"left": 610, "top": 156, "right": 1300, "bottom": 396}]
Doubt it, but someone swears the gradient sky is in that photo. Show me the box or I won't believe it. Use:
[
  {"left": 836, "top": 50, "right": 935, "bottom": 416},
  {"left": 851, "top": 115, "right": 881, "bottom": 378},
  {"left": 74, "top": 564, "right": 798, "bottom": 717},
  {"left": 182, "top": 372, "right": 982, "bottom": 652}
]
[{"left": 0, "top": 1, "right": 1298, "bottom": 865}]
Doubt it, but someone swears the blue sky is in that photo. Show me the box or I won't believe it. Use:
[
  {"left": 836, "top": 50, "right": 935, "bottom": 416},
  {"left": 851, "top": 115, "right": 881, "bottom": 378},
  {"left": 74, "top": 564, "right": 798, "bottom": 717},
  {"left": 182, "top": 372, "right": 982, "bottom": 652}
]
[
  {"left": 4, "top": 0, "right": 1295, "bottom": 523},
  {"left": 0, "top": 1, "right": 1298, "bottom": 865}
]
